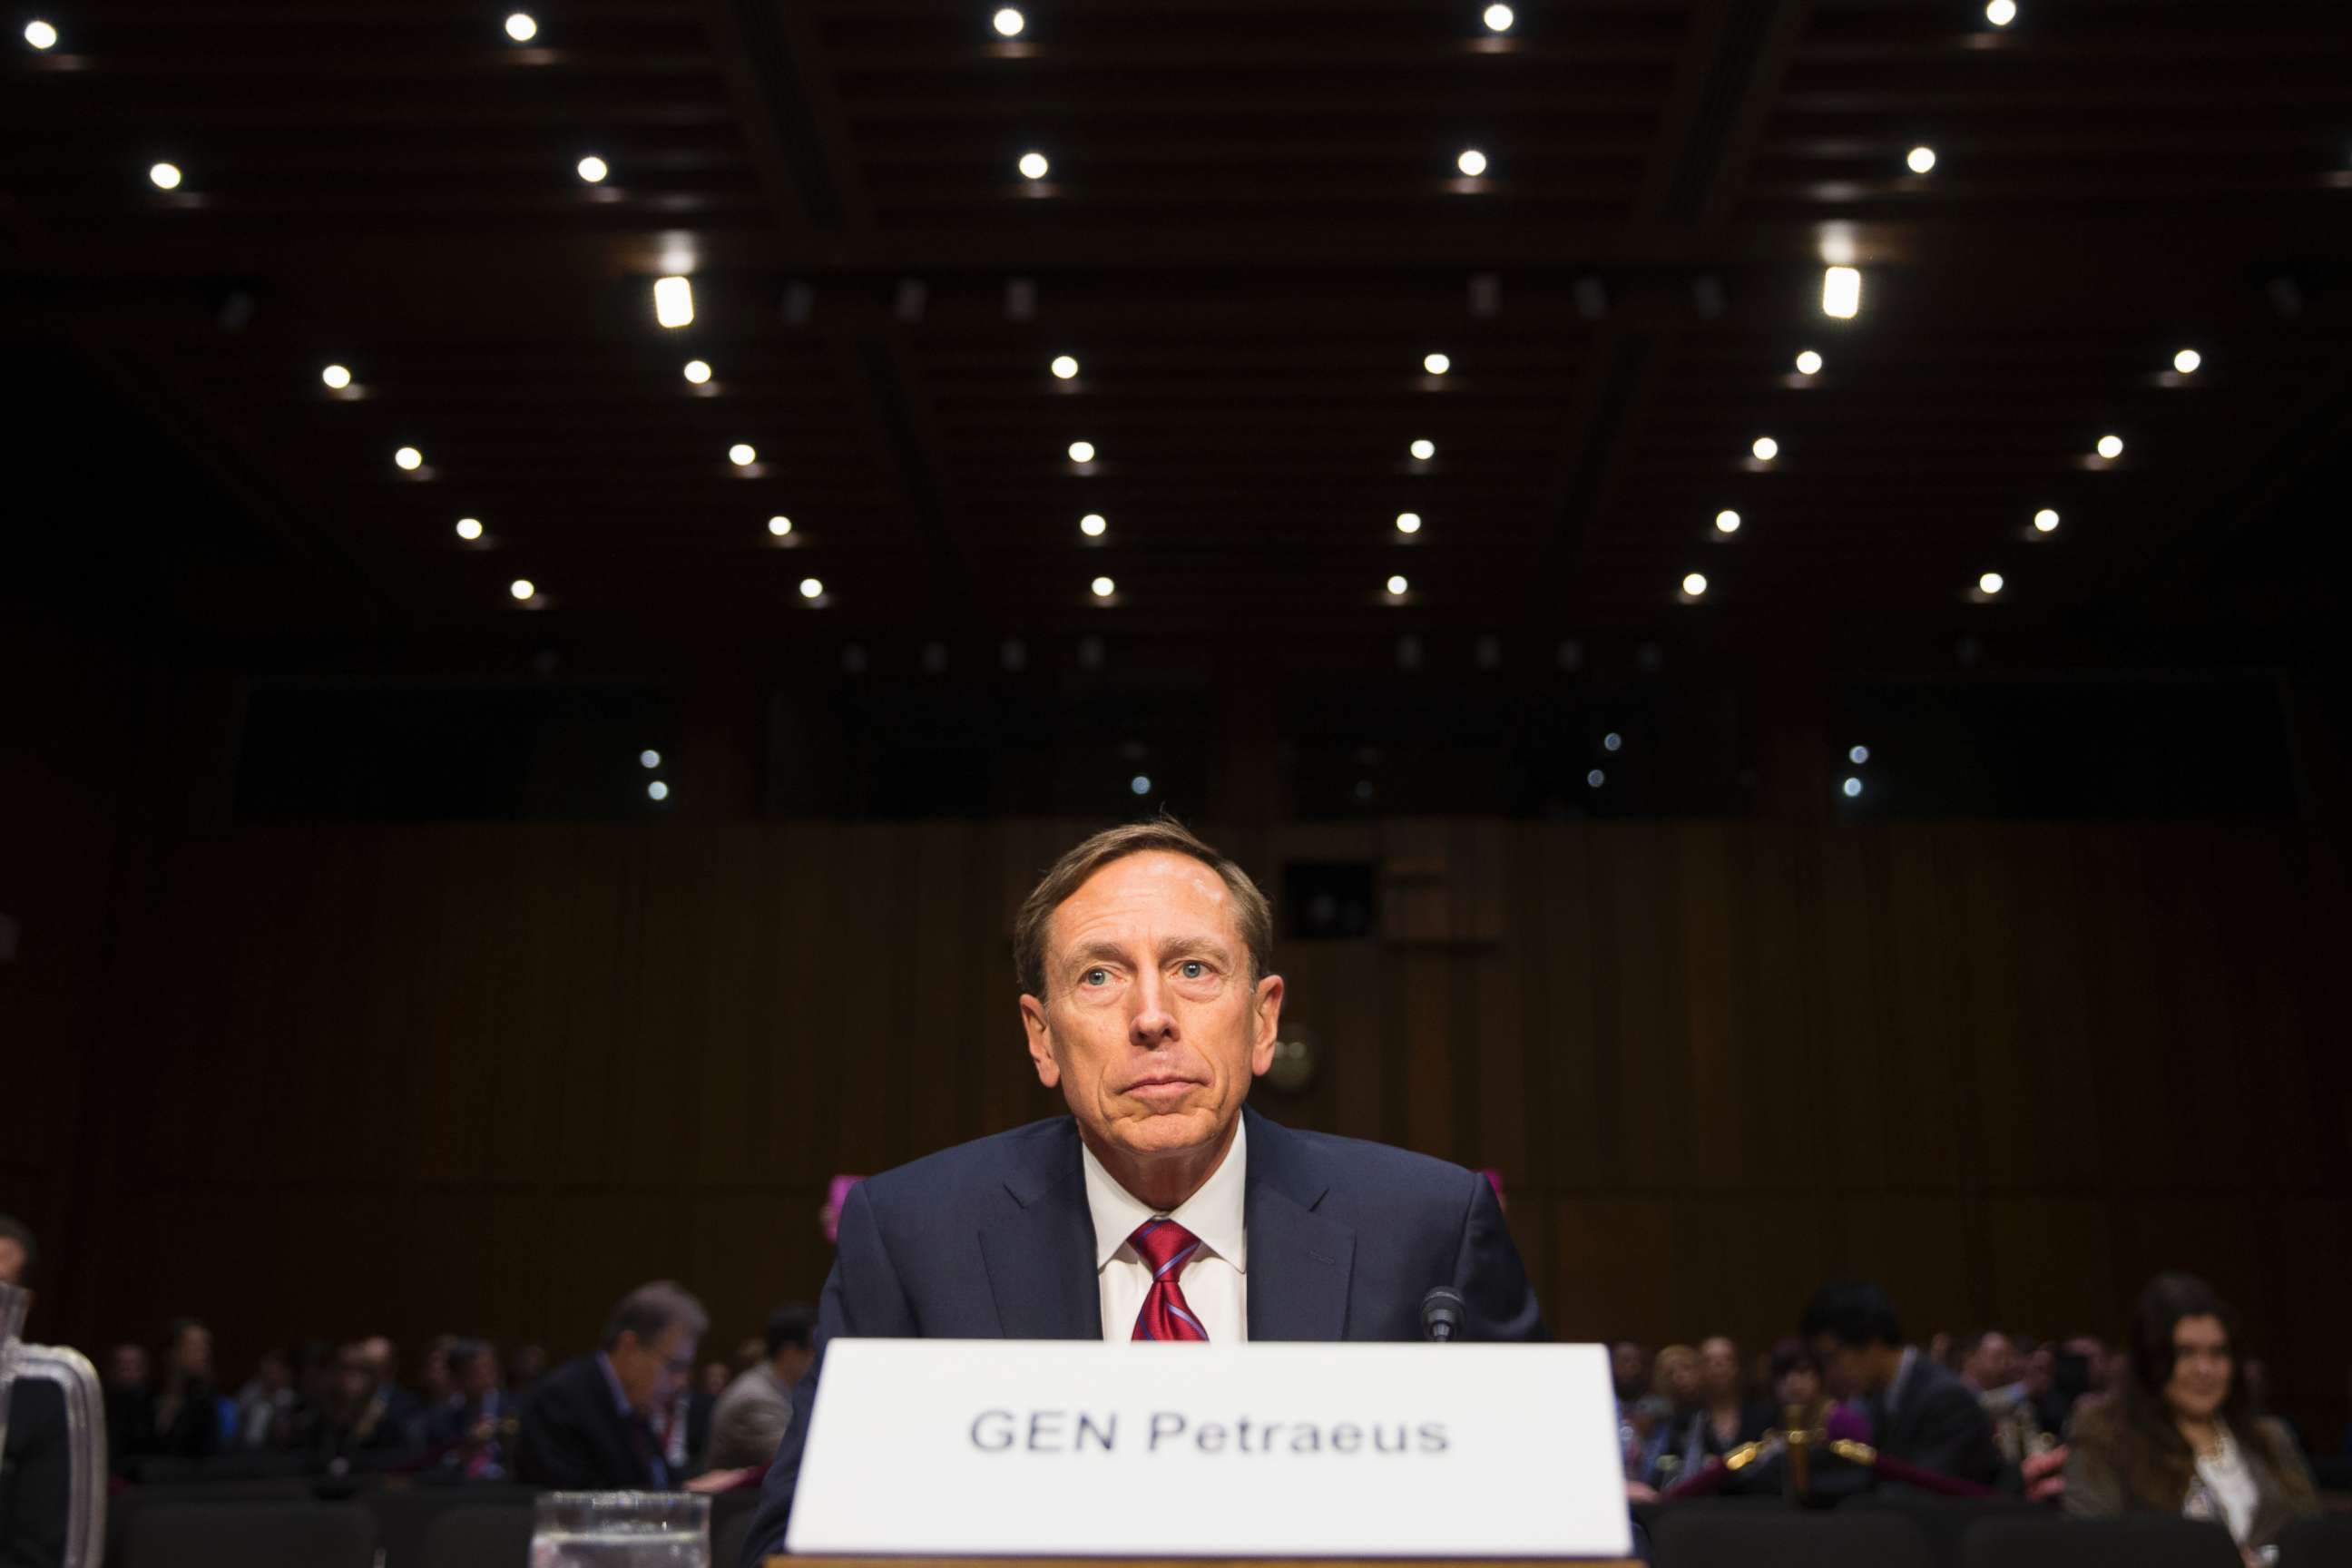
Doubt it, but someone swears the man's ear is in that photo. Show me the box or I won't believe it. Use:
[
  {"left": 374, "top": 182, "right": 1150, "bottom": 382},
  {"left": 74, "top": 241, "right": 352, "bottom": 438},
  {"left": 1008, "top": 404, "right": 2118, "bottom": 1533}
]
[
  {"left": 1248, "top": 974, "right": 1285, "bottom": 1076},
  {"left": 1021, "top": 994, "right": 1061, "bottom": 1088}
]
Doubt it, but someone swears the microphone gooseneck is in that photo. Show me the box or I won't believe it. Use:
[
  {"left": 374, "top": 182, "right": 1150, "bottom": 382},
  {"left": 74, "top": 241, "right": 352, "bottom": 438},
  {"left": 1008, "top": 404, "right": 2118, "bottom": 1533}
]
[{"left": 1420, "top": 1285, "right": 1466, "bottom": 1343}]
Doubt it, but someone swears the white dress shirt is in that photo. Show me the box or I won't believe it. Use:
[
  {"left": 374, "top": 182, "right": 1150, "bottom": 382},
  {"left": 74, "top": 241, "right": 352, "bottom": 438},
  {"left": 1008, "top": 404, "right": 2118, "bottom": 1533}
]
[{"left": 1082, "top": 1116, "right": 1249, "bottom": 1344}]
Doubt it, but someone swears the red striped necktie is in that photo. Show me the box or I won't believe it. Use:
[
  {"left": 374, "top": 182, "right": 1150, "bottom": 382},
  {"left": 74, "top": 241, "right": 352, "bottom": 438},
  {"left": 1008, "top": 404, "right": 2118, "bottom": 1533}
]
[{"left": 1130, "top": 1218, "right": 1210, "bottom": 1341}]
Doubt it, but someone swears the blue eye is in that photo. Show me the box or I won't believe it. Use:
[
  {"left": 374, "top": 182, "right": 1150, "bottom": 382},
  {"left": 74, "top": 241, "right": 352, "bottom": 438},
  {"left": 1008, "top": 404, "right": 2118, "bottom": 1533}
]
[
  {"left": 1083, "top": 967, "right": 1110, "bottom": 986},
  {"left": 1180, "top": 961, "right": 1205, "bottom": 978}
]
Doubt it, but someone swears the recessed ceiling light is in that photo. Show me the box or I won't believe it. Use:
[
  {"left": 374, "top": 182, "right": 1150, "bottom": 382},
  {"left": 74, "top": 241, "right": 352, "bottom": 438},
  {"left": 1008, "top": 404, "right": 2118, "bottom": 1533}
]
[
  {"left": 394, "top": 446, "right": 423, "bottom": 471},
  {"left": 799, "top": 577, "right": 825, "bottom": 600},
  {"left": 1906, "top": 145, "right": 1937, "bottom": 175},
  {"left": 504, "top": 12, "right": 537, "bottom": 43},
  {"left": 993, "top": 7, "right": 1025, "bottom": 37},
  {"left": 1456, "top": 149, "right": 1489, "bottom": 178},
  {"left": 1050, "top": 354, "right": 1079, "bottom": 379},
  {"left": 1822, "top": 265, "right": 1861, "bottom": 318},
  {"left": 320, "top": 364, "right": 352, "bottom": 390},
  {"left": 1080, "top": 513, "right": 1107, "bottom": 537},
  {"left": 1131, "top": 775, "right": 1152, "bottom": 797},
  {"left": 1386, "top": 574, "right": 1409, "bottom": 595},
  {"left": 1067, "top": 440, "right": 1095, "bottom": 463},
  {"left": 148, "top": 162, "right": 182, "bottom": 191},
  {"left": 455, "top": 517, "right": 484, "bottom": 540},
  {"left": 1395, "top": 512, "right": 1423, "bottom": 534},
  {"left": 652, "top": 275, "right": 693, "bottom": 328},
  {"left": 1681, "top": 572, "right": 1709, "bottom": 597},
  {"left": 682, "top": 359, "right": 712, "bottom": 385},
  {"left": 1794, "top": 349, "right": 1823, "bottom": 376},
  {"left": 1715, "top": 509, "right": 1741, "bottom": 534},
  {"left": 2096, "top": 434, "right": 2124, "bottom": 459},
  {"left": 768, "top": 515, "right": 792, "bottom": 537},
  {"left": 1751, "top": 436, "right": 1779, "bottom": 462},
  {"left": 1483, "top": 5, "right": 1515, "bottom": 33},
  {"left": 1979, "top": 572, "right": 2004, "bottom": 595},
  {"left": 647, "top": 780, "right": 670, "bottom": 801},
  {"left": 2172, "top": 348, "right": 2202, "bottom": 375},
  {"left": 24, "top": 19, "right": 59, "bottom": 49},
  {"left": 1409, "top": 438, "right": 1436, "bottom": 460},
  {"left": 729, "top": 443, "right": 757, "bottom": 466},
  {"left": 1849, "top": 744, "right": 1870, "bottom": 764},
  {"left": 1018, "top": 151, "right": 1050, "bottom": 181},
  {"left": 1092, "top": 575, "right": 1116, "bottom": 598},
  {"left": 639, "top": 750, "right": 661, "bottom": 769},
  {"left": 1423, "top": 352, "right": 1451, "bottom": 376},
  {"left": 1842, "top": 777, "right": 1864, "bottom": 799},
  {"left": 509, "top": 577, "right": 536, "bottom": 601},
  {"left": 1586, "top": 769, "right": 1605, "bottom": 789},
  {"left": 2034, "top": 508, "right": 2060, "bottom": 533},
  {"left": 1603, "top": 733, "right": 1622, "bottom": 752},
  {"left": 576, "top": 155, "right": 608, "bottom": 184},
  {"left": 1985, "top": 0, "right": 2017, "bottom": 24}
]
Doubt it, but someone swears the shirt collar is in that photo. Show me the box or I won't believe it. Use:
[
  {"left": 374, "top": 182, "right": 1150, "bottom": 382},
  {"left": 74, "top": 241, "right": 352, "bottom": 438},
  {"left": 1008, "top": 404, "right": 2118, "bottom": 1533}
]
[
  {"left": 1081, "top": 1113, "right": 1248, "bottom": 1274},
  {"left": 595, "top": 1352, "right": 633, "bottom": 1418}
]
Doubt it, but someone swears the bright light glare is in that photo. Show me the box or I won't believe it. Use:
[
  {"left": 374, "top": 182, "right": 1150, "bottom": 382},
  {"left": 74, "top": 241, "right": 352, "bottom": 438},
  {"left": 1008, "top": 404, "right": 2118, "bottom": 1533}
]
[
  {"left": 2173, "top": 348, "right": 2201, "bottom": 375},
  {"left": 148, "top": 162, "right": 182, "bottom": 191},
  {"left": 509, "top": 578, "right": 535, "bottom": 601},
  {"left": 1906, "top": 146, "right": 1937, "bottom": 175},
  {"left": 1843, "top": 777, "right": 1864, "bottom": 799},
  {"left": 320, "top": 364, "right": 352, "bottom": 389},
  {"left": 1067, "top": 440, "right": 1095, "bottom": 464},
  {"left": 728, "top": 443, "right": 757, "bottom": 466},
  {"left": 1409, "top": 438, "right": 1436, "bottom": 460},
  {"left": 455, "top": 517, "right": 484, "bottom": 541},
  {"left": 993, "top": 7, "right": 1025, "bottom": 37},
  {"left": 768, "top": 515, "right": 793, "bottom": 537},
  {"left": 640, "top": 750, "right": 662, "bottom": 769},
  {"left": 1979, "top": 572, "right": 2005, "bottom": 595},
  {"left": 576, "top": 155, "right": 609, "bottom": 184},
  {"left": 647, "top": 780, "right": 670, "bottom": 801},
  {"left": 1386, "top": 574, "right": 1409, "bottom": 595},
  {"left": 1751, "top": 436, "right": 1779, "bottom": 462},
  {"left": 24, "top": 20, "right": 58, "bottom": 48},
  {"left": 1587, "top": 769, "right": 1605, "bottom": 789},
  {"left": 1130, "top": 775, "right": 1151, "bottom": 796},
  {"left": 1423, "top": 352, "right": 1451, "bottom": 375},
  {"left": 1050, "top": 355, "right": 1079, "bottom": 379},
  {"left": 2034, "top": 508, "right": 2060, "bottom": 533},
  {"left": 1682, "top": 573, "right": 1709, "bottom": 597},
  {"left": 1456, "top": 149, "right": 1488, "bottom": 178},
  {"left": 653, "top": 275, "right": 693, "bottom": 328},
  {"left": 1715, "top": 509, "right": 1741, "bottom": 534},
  {"left": 394, "top": 446, "right": 423, "bottom": 471},
  {"left": 682, "top": 359, "right": 712, "bottom": 385},
  {"left": 1079, "top": 513, "right": 1107, "bottom": 537},
  {"left": 1018, "top": 151, "right": 1050, "bottom": 181},
  {"left": 1823, "top": 265, "right": 1861, "bottom": 318},
  {"left": 1795, "top": 349, "right": 1824, "bottom": 376},
  {"left": 504, "top": 12, "right": 537, "bottom": 43},
  {"left": 1849, "top": 745, "right": 1870, "bottom": 764},
  {"left": 799, "top": 577, "right": 825, "bottom": 600},
  {"left": 2096, "top": 434, "right": 2124, "bottom": 459},
  {"left": 1091, "top": 576, "right": 1116, "bottom": 598},
  {"left": 1484, "top": 5, "right": 1515, "bottom": 32},
  {"left": 1985, "top": 0, "right": 2017, "bottom": 24},
  {"left": 1395, "top": 512, "right": 1423, "bottom": 534},
  {"left": 1603, "top": 733, "right": 1622, "bottom": 752}
]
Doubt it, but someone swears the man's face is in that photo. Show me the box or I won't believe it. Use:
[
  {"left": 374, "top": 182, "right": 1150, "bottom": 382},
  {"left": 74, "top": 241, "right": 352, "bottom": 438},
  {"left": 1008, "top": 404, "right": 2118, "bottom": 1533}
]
[
  {"left": 108, "top": 1345, "right": 149, "bottom": 1390},
  {"left": 1021, "top": 851, "right": 1282, "bottom": 1171},
  {"left": 1809, "top": 1336, "right": 1870, "bottom": 1401},
  {"left": 176, "top": 1325, "right": 213, "bottom": 1379},
  {"left": 611, "top": 1323, "right": 696, "bottom": 1416},
  {"left": 1612, "top": 1342, "right": 1648, "bottom": 1396},
  {"left": 0, "top": 1237, "right": 24, "bottom": 1288},
  {"left": 1963, "top": 1332, "right": 2017, "bottom": 1390}
]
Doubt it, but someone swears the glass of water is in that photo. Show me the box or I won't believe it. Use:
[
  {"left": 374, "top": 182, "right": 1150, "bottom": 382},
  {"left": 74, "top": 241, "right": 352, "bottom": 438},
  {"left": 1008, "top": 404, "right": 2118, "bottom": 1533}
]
[{"left": 531, "top": 1492, "right": 710, "bottom": 1568}]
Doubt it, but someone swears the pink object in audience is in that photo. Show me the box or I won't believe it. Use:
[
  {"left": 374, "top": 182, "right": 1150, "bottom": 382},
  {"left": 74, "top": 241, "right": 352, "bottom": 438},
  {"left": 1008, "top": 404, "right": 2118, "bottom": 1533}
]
[{"left": 821, "top": 1174, "right": 866, "bottom": 1244}]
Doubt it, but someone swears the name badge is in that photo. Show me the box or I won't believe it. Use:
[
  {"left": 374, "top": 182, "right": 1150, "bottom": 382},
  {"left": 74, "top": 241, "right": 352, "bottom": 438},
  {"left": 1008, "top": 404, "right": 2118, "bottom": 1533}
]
[{"left": 785, "top": 1339, "right": 1631, "bottom": 1558}]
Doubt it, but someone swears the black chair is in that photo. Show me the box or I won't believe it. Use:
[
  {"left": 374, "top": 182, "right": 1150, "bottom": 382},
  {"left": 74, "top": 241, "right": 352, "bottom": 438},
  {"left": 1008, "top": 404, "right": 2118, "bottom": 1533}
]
[
  {"left": 1840, "top": 1494, "right": 2051, "bottom": 1568},
  {"left": 420, "top": 1504, "right": 537, "bottom": 1568},
  {"left": 103, "top": 1483, "right": 318, "bottom": 1568},
  {"left": 714, "top": 1505, "right": 756, "bottom": 1568},
  {"left": 2278, "top": 1514, "right": 2352, "bottom": 1568},
  {"left": 366, "top": 1484, "right": 543, "bottom": 1568},
  {"left": 122, "top": 1501, "right": 377, "bottom": 1568},
  {"left": 1956, "top": 1515, "right": 2240, "bottom": 1568},
  {"left": 1653, "top": 1505, "right": 1936, "bottom": 1568}
]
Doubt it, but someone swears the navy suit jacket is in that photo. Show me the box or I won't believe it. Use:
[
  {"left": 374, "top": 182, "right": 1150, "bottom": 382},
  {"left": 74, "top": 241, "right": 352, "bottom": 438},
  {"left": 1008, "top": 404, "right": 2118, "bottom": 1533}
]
[{"left": 743, "top": 1106, "right": 1544, "bottom": 1563}]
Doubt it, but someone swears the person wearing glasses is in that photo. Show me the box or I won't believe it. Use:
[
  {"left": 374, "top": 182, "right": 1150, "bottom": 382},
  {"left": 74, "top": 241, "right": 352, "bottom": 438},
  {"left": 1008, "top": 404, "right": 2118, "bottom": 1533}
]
[{"left": 515, "top": 1280, "right": 707, "bottom": 1489}]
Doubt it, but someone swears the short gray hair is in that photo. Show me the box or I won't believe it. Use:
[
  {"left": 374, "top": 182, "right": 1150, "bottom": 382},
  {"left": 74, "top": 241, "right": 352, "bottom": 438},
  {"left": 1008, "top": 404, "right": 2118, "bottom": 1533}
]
[
  {"left": 1014, "top": 818, "right": 1272, "bottom": 1000},
  {"left": 600, "top": 1279, "right": 708, "bottom": 1351}
]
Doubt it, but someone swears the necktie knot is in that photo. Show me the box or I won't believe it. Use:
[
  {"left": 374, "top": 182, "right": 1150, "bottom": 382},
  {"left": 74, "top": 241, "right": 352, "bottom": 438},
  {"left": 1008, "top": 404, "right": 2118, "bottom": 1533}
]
[{"left": 1129, "top": 1217, "right": 1201, "bottom": 1278}]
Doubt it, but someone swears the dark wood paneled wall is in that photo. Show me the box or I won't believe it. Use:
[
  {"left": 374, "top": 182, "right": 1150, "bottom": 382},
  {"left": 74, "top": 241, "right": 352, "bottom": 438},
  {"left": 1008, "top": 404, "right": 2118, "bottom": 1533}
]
[{"left": 59, "top": 818, "right": 2352, "bottom": 1439}]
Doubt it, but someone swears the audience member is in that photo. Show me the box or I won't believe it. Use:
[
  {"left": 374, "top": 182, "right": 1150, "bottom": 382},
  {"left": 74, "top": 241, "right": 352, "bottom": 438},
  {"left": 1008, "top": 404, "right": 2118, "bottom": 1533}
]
[
  {"left": 1801, "top": 1282, "right": 1999, "bottom": 1491},
  {"left": 1767, "top": 1338, "right": 1828, "bottom": 1426},
  {"left": 1611, "top": 1340, "right": 1651, "bottom": 1406},
  {"left": 508, "top": 1342, "right": 549, "bottom": 1405},
  {"left": 708, "top": 1306, "right": 816, "bottom": 1471},
  {"left": 1957, "top": 1328, "right": 2048, "bottom": 1465},
  {"left": 514, "top": 1280, "right": 707, "bottom": 1490},
  {"left": 129, "top": 1317, "right": 222, "bottom": 1462},
  {"left": 426, "top": 1338, "right": 516, "bottom": 1479},
  {"left": 2064, "top": 1272, "right": 2317, "bottom": 1561},
  {"left": 1644, "top": 1336, "right": 1771, "bottom": 1487},
  {"left": 359, "top": 1335, "right": 427, "bottom": 1449},
  {"left": 230, "top": 1348, "right": 299, "bottom": 1451},
  {"left": 1638, "top": 1343, "right": 1702, "bottom": 1486},
  {"left": 308, "top": 1340, "right": 419, "bottom": 1466},
  {"left": 0, "top": 1214, "right": 65, "bottom": 1568},
  {"left": 701, "top": 1361, "right": 730, "bottom": 1399},
  {"left": 732, "top": 1337, "right": 767, "bottom": 1377}
]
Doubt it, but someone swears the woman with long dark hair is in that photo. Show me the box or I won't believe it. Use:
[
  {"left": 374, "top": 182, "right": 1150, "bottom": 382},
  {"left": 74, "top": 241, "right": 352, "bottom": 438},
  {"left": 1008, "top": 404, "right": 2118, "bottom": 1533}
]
[{"left": 2063, "top": 1273, "right": 2316, "bottom": 1563}]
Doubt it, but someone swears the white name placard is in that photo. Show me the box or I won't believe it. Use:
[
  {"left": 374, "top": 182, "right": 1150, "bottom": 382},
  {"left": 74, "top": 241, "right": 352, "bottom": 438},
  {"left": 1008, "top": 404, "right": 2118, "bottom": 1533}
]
[{"left": 785, "top": 1339, "right": 1632, "bottom": 1559}]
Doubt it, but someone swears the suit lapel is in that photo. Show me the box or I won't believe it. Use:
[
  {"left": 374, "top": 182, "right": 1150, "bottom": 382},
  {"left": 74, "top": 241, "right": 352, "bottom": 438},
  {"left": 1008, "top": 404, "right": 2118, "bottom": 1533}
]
[
  {"left": 976, "top": 1119, "right": 1102, "bottom": 1340},
  {"left": 1242, "top": 1109, "right": 1356, "bottom": 1341}
]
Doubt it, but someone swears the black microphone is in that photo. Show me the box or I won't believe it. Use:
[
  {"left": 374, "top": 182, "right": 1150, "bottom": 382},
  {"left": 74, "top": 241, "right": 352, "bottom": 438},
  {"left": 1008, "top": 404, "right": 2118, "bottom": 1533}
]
[{"left": 1420, "top": 1286, "right": 1466, "bottom": 1343}]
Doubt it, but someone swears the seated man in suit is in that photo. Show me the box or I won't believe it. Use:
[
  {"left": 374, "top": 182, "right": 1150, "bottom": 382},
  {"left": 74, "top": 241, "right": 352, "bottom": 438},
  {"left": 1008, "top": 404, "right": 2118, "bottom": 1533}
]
[
  {"left": 744, "top": 820, "right": 1544, "bottom": 1562},
  {"left": 1802, "top": 1281, "right": 2001, "bottom": 1492},
  {"left": 706, "top": 1305, "right": 815, "bottom": 1471},
  {"left": 515, "top": 1280, "right": 707, "bottom": 1490}
]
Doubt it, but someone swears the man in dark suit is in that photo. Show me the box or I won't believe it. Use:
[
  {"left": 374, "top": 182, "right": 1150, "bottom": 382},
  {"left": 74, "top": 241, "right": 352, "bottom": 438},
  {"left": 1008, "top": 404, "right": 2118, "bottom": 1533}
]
[
  {"left": 0, "top": 1214, "right": 66, "bottom": 1568},
  {"left": 1801, "top": 1281, "right": 2001, "bottom": 1491},
  {"left": 744, "top": 821, "right": 1544, "bottom": 1563},
  {"left": 514, "top": 1281, "right": 707, "bottom": 1490}
]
